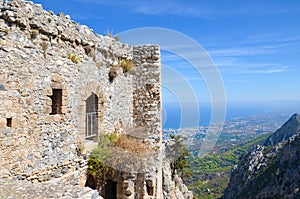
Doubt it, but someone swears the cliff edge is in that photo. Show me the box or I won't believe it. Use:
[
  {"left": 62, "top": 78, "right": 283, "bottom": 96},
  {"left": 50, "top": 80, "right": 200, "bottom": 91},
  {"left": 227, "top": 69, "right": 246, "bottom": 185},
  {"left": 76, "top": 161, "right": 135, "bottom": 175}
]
[{"left": 223, "top": 113, "right": 300, "bottom": 199}]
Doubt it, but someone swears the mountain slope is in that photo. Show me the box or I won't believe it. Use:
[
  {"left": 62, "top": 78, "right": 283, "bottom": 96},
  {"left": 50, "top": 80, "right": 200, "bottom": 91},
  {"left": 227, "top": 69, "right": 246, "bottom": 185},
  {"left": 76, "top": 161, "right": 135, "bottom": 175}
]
[
  {"left": 187, "top": 134, "right": 270, "bottom": 199},
  {"left": 264, "top": 113, "right": 300, "bottom": 146},
  {"left": 223, "top": 113, "right": 300, "bottom": 199}
]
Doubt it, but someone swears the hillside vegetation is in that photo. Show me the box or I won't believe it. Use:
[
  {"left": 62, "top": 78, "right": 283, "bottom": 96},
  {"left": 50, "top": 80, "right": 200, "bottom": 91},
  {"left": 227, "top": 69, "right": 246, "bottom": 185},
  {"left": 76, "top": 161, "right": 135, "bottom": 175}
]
[{"left": 186, "top": 133, "right": 271, "bottom": 199}]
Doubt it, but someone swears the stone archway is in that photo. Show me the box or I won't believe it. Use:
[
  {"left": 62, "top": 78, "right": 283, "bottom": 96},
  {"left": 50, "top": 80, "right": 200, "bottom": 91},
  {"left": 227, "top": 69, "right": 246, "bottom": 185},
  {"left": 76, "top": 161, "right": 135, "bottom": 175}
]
[
  {"left": 79, "top": 82, "right": 105, "bottom": 144},
  {"left": 85, "top": 93, "right": 98, "bottom": 141}
]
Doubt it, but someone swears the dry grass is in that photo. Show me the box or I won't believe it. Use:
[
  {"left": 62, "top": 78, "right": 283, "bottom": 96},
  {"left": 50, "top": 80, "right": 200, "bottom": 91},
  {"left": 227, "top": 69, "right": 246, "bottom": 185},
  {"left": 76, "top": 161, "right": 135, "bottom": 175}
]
[
  {"left": 40, "top": 41, "right": 48, "bottom": 58},
  {"left": 67, "top": 53, "right": 80, "bottom": 63},
  {"left": 114, "top": 134, "right": 149, "bottom": 154},
  {"left": 30, "top": 29, "right": 38, "bottom": 39},
  {"left": 108, "top": 66, "right": 118, "bottom": 82}
]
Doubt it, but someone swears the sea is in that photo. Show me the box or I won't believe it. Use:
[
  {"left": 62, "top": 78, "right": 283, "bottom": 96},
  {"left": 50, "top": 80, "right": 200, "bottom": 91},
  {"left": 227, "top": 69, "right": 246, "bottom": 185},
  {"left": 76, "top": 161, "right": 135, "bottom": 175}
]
[{"left": 162, "top": 101, "right": 300, "bottom": 129}]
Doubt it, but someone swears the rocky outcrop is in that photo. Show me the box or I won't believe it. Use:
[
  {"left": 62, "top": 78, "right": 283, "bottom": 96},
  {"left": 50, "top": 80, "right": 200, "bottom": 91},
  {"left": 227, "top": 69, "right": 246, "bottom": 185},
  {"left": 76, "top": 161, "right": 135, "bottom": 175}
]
[
  {"left": 223, "top": 113, "right": 300, "bottom": 199},
  {"left": 162, "top": 163, "right": 193, "bottom": 199},
  {"left": 264, "top": 113, "right": 300, "bottom": 146},
  {"left": 162, "top": 140, "right": 193, "bottom": 199}
]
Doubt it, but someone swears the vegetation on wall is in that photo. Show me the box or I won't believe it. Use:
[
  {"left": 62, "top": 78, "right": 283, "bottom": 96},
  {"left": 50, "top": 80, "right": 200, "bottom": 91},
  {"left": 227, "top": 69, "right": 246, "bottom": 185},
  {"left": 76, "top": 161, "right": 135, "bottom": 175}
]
[
  {"left": 168, "top": 135, "right": 192, "bottom": 178},
  {"left": 105, "top": 30, "right": 119, "bottom": 41},
  {"left": 96, "top": 61, "right": 103, "bottom": 69},
  {"left": 40, "top": 41, "right": 48, "bottom": 58},
  {"left": 119, "top": 58, "right": 135, "bottom": 73},
  {"left": 30, "top": 29, "right": 38, "bottom": 39},
  {"left": 108, "top": 66, "right": 118, "bottom": 82},
  {"left": 87, "top": 133, "right": 113, "bottom": 190},
  {"left": 67, "top": 53, "right": 80, "bottom": 63},
  {"left": 87, "top": 132, "right": 151, "bottom": 189},
  {"left": 75, "top": 142, "right": 85, "bottom": 156}
]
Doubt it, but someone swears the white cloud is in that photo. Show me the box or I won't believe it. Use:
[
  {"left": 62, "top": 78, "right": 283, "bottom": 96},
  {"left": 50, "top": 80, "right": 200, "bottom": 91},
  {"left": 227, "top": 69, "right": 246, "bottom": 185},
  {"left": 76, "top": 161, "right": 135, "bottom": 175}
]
[
  {"left": 75, "top": 0, "right": 206, "bottom": 17},
  {"left": 209, "top": 46, "right": 275, "bottom": 57},
  {"left": 244, "top": 34, "right": 300, "bottom": 45},
  {"left": 237, "top": 67, "right": 287, "bottom": 74},
  {"left": 213, "top": 57, "right": 289, "bottom": 74},
  {"left": 75, "top": 0, "right": 295, "bottom": 19}
]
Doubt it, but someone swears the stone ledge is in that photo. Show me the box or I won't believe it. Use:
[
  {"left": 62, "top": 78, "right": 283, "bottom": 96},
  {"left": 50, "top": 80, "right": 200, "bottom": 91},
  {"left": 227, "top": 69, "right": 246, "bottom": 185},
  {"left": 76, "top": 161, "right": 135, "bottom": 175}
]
[{"left": 0, "top": 178, "right": 103, "bottom": 199}]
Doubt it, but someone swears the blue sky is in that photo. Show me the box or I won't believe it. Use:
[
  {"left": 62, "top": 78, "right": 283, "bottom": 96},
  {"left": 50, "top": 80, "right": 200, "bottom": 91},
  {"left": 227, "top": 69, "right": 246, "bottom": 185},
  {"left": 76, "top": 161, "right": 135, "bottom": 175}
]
[{"left": 31, "top": 0, "right": 300, "bottom": 106}]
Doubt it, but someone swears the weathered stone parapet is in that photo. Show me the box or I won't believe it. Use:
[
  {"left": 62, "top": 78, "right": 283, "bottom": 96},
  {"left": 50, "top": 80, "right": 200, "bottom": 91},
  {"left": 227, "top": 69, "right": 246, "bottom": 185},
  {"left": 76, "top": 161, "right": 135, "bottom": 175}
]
[{"left": 132, "top": 45, "right": 161, "bottom": 139}]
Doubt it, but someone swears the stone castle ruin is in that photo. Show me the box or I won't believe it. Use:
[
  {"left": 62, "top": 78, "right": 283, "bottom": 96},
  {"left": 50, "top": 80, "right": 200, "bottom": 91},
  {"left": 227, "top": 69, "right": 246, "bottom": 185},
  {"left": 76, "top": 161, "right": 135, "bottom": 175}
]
[{"left": 0, "top": 0, "right": 192, "bottom": 198}]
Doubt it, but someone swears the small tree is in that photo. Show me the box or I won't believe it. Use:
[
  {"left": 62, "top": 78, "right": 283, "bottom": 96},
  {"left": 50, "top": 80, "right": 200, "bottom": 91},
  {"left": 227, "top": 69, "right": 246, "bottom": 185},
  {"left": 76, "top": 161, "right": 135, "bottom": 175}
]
[{"left": 168, "top": 135, "right": 192, "bottom": 178}]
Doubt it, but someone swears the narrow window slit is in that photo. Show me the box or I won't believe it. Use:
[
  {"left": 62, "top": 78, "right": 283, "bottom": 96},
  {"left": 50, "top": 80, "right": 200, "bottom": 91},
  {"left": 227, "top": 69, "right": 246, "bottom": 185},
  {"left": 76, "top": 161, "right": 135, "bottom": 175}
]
[
  {"left": 50, "top": 89, "right": 62, "bottom": 115},
  {"left": 6, "top": 118, "right": 12, "bottom": 127}
]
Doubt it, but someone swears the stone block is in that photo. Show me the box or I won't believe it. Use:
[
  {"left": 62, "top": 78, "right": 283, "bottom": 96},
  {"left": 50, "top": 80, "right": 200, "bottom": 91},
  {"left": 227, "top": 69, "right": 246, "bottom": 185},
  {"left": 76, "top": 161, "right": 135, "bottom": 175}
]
[
  {"left": 11, "top": 117, "right": 21, "bottom": 128},
  {"left": 43, "top": 106, "right": 52, "bottom": 114},
  {"left": 62, "top": 89, "right": 68, "bottom": 96},
  {"left": 34, "top": 152, "right": 42, "bottom": 159},
  {"left": 0, "top": 118, "right": 7, "bottom": 128},
  {"left": 25, "top": 82, "right": 34, "bottom": 89},
  {"left": 51, "top": 73, "right": 63, "bottom": 82},
  {"left": 59, "top": 105, "right": 66, "bottom": 114},
  {"left": 62, "top": 98, "right": 68, "bottom": 106},
  {"left": 53, "top": 114, "right": 60, "bottom": 122},
  {"left": 3, "top": 100, "right": 13, "bottom": 110},
  {"left": 44, "top": 87, "right": 52, "bottom": 96},
  {"left": 44, "top": 115, "right": 53, "bottom": 124}
]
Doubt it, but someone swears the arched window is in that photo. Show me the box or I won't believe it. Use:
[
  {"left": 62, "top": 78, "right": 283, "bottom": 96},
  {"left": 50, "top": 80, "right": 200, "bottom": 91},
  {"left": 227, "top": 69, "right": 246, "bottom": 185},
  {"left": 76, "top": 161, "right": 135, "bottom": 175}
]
[{"left": 86, "top": 93, "right": 98, "bottom": 140}]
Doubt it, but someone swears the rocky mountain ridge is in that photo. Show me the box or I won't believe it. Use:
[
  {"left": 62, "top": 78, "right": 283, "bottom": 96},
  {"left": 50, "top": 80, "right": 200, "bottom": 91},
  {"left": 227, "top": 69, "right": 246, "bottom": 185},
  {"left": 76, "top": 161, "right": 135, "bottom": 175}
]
[
  {"left": 223, "top": 113, "right": 300, "bottom": 199},
  {"left": 264, "top": 113, "right": 300, "bottom": 146}
]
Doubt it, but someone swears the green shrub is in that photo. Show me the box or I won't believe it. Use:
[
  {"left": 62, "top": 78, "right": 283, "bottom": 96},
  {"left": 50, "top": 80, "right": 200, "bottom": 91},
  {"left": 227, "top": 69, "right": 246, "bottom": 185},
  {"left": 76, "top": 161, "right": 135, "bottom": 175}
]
[
  {"left": 113, "top": 35, "right": 120, "bottom": 41},
  {"left": 67, "top": 53, "right": 80, "bottom": 63},
  {"left": 87, "top": 133, "right": 113, "bottom": 176},
  {"left": 169, "top": 135, "right": 191, "bottom": 177},
  {"left": 88, "top": 146, "right": 109, "bottom": 176},
  {"left": 96, "top": 61, "right": 103, "bottom": 69},
  {"left": 76, "top": 143, "right": 85, "bottom": 155},
  {"left": 119, "top": 58, "right": 135, "bottom": 73},
  {"left": 108, "top": 133, "right": 118, "bottom": 144},
  {"left": 30, "top": 29, "right": 38, "bottom": 39}
]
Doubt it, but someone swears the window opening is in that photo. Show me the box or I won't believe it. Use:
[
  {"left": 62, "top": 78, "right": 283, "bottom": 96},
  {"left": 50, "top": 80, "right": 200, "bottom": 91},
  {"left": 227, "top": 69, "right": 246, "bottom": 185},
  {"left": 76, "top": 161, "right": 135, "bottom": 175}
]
[
  {"left": 6, "top": 118, "right": 12, "bottom": 127},
  {"left": 50, "top": 89, "right": 62, "bottom": 115},
  {"left": 86, "top": 93, "right": 98, "bottom": 139}
]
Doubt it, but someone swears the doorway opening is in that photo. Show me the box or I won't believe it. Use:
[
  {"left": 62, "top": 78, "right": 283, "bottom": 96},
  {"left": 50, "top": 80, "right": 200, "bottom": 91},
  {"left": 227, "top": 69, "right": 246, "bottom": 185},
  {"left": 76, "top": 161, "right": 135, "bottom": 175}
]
[{"left": 103, "top": 179, "right": 117, "bottom": 199}]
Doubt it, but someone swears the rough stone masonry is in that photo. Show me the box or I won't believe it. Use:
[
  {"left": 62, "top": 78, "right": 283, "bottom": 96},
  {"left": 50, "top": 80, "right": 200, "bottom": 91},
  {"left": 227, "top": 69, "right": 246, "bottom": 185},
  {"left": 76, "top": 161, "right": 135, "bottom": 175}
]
[{"left": 0, "top": 0, "right": 192, "bottom": 198}]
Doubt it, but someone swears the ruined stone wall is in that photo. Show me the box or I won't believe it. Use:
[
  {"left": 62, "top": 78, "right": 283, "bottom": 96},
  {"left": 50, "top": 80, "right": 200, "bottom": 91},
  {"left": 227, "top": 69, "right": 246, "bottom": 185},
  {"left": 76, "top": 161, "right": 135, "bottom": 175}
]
[
  {"left": 0, "top": 0, "right": 161, "bottom": 185},
  {"left": 132, "top": 45, "right": 161, "bottom": 138}
]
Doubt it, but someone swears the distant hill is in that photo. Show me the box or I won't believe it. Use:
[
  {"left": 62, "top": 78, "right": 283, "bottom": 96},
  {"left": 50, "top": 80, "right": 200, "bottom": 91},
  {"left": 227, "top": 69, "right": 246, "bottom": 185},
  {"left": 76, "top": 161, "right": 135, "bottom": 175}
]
[{"left": 223, "top": 113, "right": 300, "bottom": 199}]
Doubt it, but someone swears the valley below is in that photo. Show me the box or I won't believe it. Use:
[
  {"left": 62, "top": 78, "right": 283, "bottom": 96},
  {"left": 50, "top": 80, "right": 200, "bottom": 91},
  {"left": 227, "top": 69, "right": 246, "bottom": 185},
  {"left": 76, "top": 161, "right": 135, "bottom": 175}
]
[{"left": 163, "top": 111, "right": 300, "bottom": 198}]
